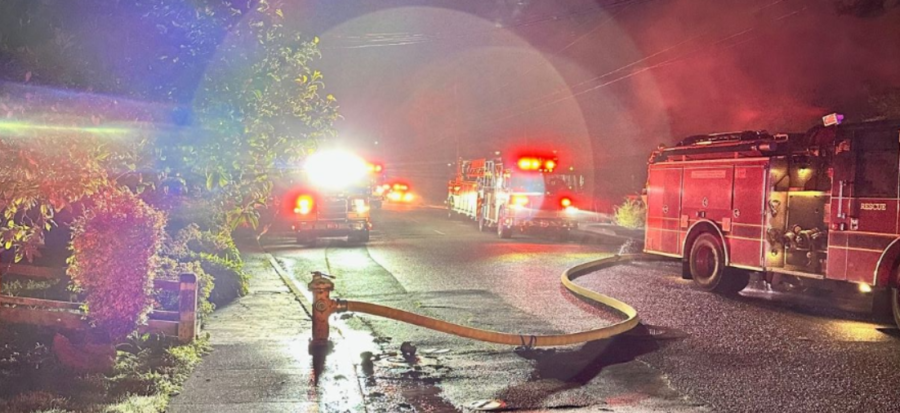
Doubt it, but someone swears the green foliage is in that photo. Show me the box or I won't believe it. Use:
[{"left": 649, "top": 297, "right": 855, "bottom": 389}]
[
  {"left": 67, "top": 190, "right": 166, "bottom": 341},
  {"left": 155, "top": 224, "right": 248, "bottom": 319},
  {"left": 0, "top": 277, "right": 60, "bottom": 299},
  {"left": 0, "top": 88, "right": 153, "bottom": 262},
  {"left": 200, "top": 253, "right": 249, "bottom": 305},
  {"left": 153, "top": 255, "right": 214, "bottom": 320},
  {"left": 614, "top": 198, "right": 647, "bottom": 230},
  {"left": 0, "top": 324, "right": 209, "bottom": 413},
  {"left": 104, "top": 394, "right": 168, "bottom": 413},
  {"left": 0, "top": 391, "right": 70, "bottom": 413},
  {"left": 111, "top": 333, "right": 210, "bottom": 400},
  {"left": 174, "top": 224, "right": 241, "bottom": 263},
  {"left": 165, "top": 2, "right": 340, "bottom": 232}
]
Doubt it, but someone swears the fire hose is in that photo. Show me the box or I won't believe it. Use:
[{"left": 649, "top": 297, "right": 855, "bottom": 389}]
[{"left": 307, "top": 254, "right": 665, "bottom": 348}]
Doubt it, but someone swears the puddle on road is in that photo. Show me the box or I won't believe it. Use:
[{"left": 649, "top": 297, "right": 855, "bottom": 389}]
[{"left": 304, "top": 298, "right": 459, "bottom": 412}]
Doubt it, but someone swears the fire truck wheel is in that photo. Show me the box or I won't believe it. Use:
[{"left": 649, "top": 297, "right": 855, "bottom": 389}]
[
  {"left": 497, "top": 210, "right": 513, "bottom": 239},
  {"left": 478, "top": 216, "right": 489, "bottom": 232},
  {"left": 359, "top": 229, "right": 370, "bottom": 242},
  {"left": 891, "top": 287, "right": 900, "bottom": 329},
  {"left": 689, "top": 233, "right": 747, "bottom": 294}
]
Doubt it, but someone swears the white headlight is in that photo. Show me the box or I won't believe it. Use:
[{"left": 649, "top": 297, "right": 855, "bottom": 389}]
[
  {"left": 353, "top": 198, "right": 369, "bottom": 213},
  {"left": 305, "top": 150, "right": 368, "bottom": 190}
]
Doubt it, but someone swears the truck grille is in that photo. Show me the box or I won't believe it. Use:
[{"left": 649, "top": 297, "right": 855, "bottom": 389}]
[{"left": 318, "top": 198, "right": 348, "bottom": 220}]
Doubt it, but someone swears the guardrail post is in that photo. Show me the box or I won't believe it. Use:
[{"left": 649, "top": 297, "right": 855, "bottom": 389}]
[
  {"left": 178, "top": 273, "right": 198, "bottom": 343},
  {"left": 308, "top": 272, "right": 336, "bottom": 347}
]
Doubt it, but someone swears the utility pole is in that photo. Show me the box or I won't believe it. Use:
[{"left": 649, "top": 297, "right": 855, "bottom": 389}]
[{"left": 454, "top": 81, "right": 460, "bottom": 163}]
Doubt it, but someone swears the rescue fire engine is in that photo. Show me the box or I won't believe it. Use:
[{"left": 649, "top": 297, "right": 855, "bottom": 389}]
[
  {"left": 644, "top": 114, "right": 900, "bottom": 326},
  {"left": 287, "top": 150, "right": 374, "bottom": 245},
  {"left": 447, "top": 154, "right": 579, "bottom": 239}
]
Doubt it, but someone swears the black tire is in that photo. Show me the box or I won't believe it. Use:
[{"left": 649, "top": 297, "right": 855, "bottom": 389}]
[
  {"left": 497, "top": 208, "right": 513, "bottom": 239},
  {"left": 891, "top": 287, "right": 900, "bottom": 330},
  {"left": 359, "top": 229, "right": 370, "bottom": 243},
  {"left": 478, "top": 215, "right": 489, "bottom": 232},
  {"left": 297, "top": 234, "right": 315, "bottom": 246},
  {"left": 688, "top": 233, "right": 747, "bottom": 294}
]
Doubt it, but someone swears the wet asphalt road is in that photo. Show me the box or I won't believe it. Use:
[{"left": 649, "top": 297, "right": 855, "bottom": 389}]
[{"left": 266, "top": 204, "right": 900, "bottom": 412}]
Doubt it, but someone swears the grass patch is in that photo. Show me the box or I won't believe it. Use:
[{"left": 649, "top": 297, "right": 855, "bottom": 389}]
[{"left": 0, "top": 325, "right": 210, "bottom": 413}]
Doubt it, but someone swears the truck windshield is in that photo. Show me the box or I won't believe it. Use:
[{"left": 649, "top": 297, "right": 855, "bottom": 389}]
[
  {"left": 509, "top": 173, "right": 584, "bottom": 194},
  {"left": 509, "top": 175, "right": 545, "bottom": 193}
]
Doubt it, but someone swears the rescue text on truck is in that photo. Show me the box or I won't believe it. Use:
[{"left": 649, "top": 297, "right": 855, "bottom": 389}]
[
  {"left": 643, "top": 114, "right": 900, "bottom": 328},
  {"left": 291, "top": 150, "right": 373, "bottom": 245},
  {"left": 447, "top": 154, "right": 579, "bottom": 240}
]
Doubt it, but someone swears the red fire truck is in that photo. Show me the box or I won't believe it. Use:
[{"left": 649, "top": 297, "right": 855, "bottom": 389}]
[
  {"left": 644, "top": 115, "right": 900, "bottom": 326},
  {"left": 283, "top": 150, "right": 374, "bottom": 245},
  {"left": 447, "top": 154, "right": 580, "bottom": 239}
]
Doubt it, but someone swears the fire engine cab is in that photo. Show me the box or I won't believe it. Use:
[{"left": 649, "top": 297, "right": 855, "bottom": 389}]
[
  {"left": 644, "top": 115, "right": 900, "bottom": 326},
  {"left": 288, "top": 150, "right": 374, "bottom": 245},
  {"left": 447, "top": 154, "right": 580, "bottom": 239}
]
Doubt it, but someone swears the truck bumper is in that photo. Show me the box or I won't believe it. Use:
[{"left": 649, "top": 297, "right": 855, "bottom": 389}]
[
  {"left": 510, "top": 218, "right": 577, "bottom": 230},
  {"left": 293, "top": 220, "right": 370, "bottom": 237}
]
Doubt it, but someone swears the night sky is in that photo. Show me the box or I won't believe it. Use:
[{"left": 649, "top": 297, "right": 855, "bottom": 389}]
[
  {"left": 2, "top": 0, "right": 899, "bottom": 205},
  {"left": 301, "top": 0, "right": 900, "bottom": 203}
]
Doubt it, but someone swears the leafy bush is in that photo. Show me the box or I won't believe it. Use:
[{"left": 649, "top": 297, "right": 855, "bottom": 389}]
[
  {"left": 155, "top": 224, "right": 248, "bottom": 318},
  {"left": 200, "top": 253, "right": 249, "bottom": 306},
  {"left": 67, "top": 190, "right": 166, "bottom": 341},
  {"left": 153, "top": 255, "right": 214, "bottom": 320},
  {"left": 159, "top": 198, "right": 221, "bottom": 235},
  {"left": 613, "top": 198, "right": 646, "bottom": 229},
  {"left": 174, "top": 224, "right": 241, "bottom": 263}
]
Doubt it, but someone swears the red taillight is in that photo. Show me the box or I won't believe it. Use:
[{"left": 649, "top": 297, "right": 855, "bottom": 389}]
[
  {"left": 294, "top": 195, "right": 315, "bottom": 215},
  {"left": 545, "top": 160, "right": 556, "bottom": 171},
  {"left": 560, "top": 197, "right": 572, "bottom": 208}
]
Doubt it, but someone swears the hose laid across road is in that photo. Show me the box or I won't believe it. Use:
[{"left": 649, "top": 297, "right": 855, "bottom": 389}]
[{"left": 342, "top": 253, "right": 665, "bottom": 347}]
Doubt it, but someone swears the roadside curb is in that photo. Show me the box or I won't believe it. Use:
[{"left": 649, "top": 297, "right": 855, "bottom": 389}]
[
  {"left": 570, "top": 228, "right": 643, "bottom": 246},
  {"left": 264, "top": 252, "right": 314, "bottom": 316}
]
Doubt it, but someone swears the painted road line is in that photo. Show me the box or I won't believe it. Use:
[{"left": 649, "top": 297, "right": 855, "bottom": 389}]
[{"left": 433, "top": 230, "right": 446, "bottom": 235}]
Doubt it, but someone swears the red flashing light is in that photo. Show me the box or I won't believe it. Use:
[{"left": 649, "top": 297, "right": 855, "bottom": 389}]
[
  {"left": 518, "top": 156, "right": 558, "bottom": 172},
  {"left": 294, "top": 194, "right": 315, "bottom": 215},
  {"left": 518, "top": 157, "right": 543, "bottom": 171},
  {"left": 560, "top": 197, "right": 572, "bottom": 208},
  {"left": 518, "top": 157, "right": 534, "bottom": 170}
]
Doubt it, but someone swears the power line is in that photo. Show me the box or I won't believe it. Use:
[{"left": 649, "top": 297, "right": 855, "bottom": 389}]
[
  {"left": 474, "top": 0, "right": 809, "bottom": 127},
  {"left": 321, "top": 0, "right": 653, "bottom": 50},
  {"left": 480, "top": 2, "right": 636, "bottom": 103}
]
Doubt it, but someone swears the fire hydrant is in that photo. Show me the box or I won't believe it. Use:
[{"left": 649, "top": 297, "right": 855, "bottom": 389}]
[{"left": 308, "top": 271, "right": 344, "bottom": 347}]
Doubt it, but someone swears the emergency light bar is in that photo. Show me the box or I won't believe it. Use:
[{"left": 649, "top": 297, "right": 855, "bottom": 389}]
[{"left": 517, "top": 156, "right": 558, "bottom": 172}]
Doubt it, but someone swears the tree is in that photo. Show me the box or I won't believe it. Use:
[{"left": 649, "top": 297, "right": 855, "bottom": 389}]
[
  {"left": 159, "top": 1, "right": 340, "bottom": 231},
  {"left": 0, "top": 88, "right": 152, "bottom": 262}
]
